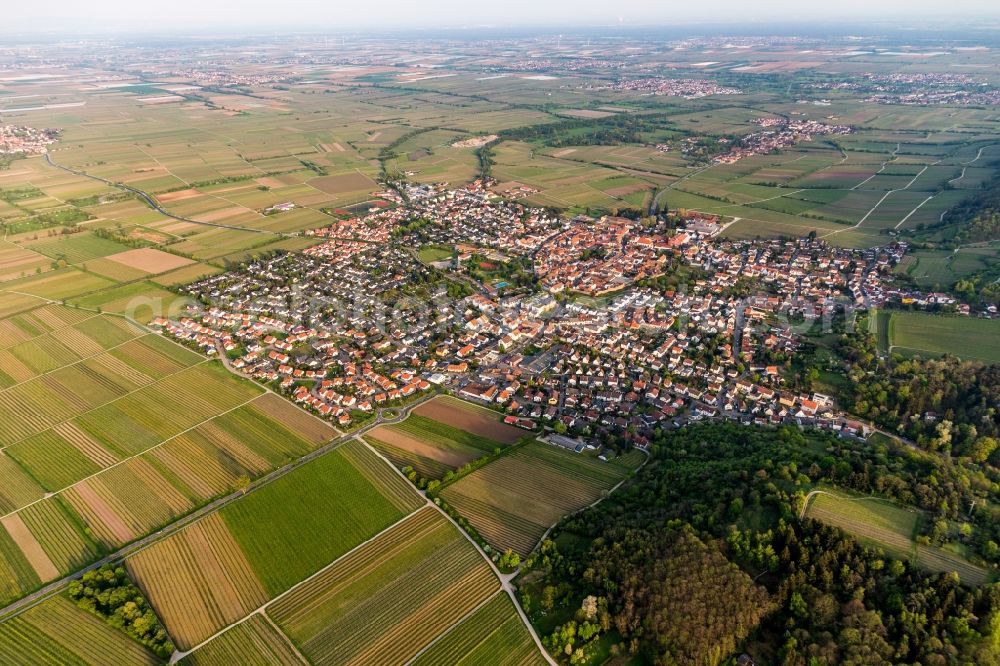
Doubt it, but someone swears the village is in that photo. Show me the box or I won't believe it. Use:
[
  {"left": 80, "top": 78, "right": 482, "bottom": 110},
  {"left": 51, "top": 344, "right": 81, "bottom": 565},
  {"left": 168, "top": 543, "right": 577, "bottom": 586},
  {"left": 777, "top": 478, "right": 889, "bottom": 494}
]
[
  {"left": 712, "top": 118, "right": 854, "bottom": 164},
  {"left": 811, "top": 72, "right": 1000, "bottom": 106},
  {"left": 0, "top": 124, "right": 60, "bottom": 155},
  {"left": 148, "top": 178, "right": 969, "bottom": 448},
  {"left": 602, "top": 77, "right": 743, "bottom": 98}
]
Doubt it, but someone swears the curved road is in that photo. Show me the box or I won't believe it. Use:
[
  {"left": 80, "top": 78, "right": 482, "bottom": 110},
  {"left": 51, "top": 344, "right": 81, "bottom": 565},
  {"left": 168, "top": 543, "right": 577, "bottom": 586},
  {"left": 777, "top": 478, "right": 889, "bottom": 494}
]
[{"left": 44, "top": 152, "right": 299, "bottom": 237}]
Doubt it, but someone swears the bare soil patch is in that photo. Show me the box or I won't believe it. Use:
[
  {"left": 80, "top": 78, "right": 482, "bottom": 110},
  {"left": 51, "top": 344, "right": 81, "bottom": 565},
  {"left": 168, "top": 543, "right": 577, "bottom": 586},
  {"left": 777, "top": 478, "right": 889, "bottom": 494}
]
[
  {"left": 128, "top": 229, "right": 171, "bottom": 244},
  {"left": 607, "top": 183, "right": 650, "bottom": 197},
  {"left": 451, "top": 135, "right": 498, "bottom": 149},
  {"left": 1, "top": 514, "right": 59, "bottom": 581},
  {"left": 66, "top": 482, "right": 135, "bottom": 544},
  {"left": 105, "top": 248, "right": 194, "bottom": 274},
  {"left": 413, "top": 396, "right": 524, "bottom": 444},
  {"left": 309, "top": 173, "right": 378, "bottom": 195},
  {"left": 560, "top": 109, "right": 615, "bottom": 119},
  {"left": 157, "top": 189, "right": 202, "bottom": 203},
  {"left": 255, "top": 177, "right": 284, "bottom": 189},
  {"left": 157, "top": 221, "right": 199, "bottom": 235},
  {"left": 198, "top": 206, "right": 251, "bottom": 222},
  {"left": 367, "top": 425, "right": 476, "bottom": 467}
]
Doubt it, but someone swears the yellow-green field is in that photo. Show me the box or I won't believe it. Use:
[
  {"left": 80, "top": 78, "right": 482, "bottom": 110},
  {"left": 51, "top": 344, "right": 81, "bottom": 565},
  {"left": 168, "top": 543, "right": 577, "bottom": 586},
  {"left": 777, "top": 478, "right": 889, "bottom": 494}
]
[
  {"left": 804, "top": 490, "right": 990, "bottom": 585},
  {"left": 887, "top": 311, "right": 1000, "bottom": 363}
]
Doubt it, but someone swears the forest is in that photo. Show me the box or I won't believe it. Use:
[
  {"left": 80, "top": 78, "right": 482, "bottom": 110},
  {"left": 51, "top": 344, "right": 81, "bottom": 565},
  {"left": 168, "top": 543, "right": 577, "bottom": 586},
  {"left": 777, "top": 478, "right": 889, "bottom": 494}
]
[
  {"left": 941, "top": 169, "right": 1000, "bottom": 243},
  {"left": 518, "top": 423, "right": 1000, "bottom": 666},
  {"left": 498, "top": 114, "right": 663, "bottom": 147},
  {"left": 835, "top": 331, "right": 1000, "bottom": 453}
]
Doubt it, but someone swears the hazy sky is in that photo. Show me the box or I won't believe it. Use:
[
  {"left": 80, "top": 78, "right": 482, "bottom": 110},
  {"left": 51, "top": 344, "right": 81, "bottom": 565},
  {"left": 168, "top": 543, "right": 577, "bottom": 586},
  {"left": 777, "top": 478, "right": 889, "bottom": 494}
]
[{"left": 6, "top": 0, "right": 1000, "bottom": 32}]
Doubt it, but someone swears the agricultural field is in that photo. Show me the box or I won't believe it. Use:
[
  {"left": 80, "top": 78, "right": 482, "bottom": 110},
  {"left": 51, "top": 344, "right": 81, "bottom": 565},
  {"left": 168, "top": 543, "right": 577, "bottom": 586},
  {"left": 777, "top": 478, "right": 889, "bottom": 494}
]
[
  {"left": 1, "top": 267, "right": 116, "bottom": 301},
  {"left": 804, "top": 491, "right": 920, "bottom": 560},
  {"left": 0, "top": 242, "right": 50, "bottom": 282},
  {"left": 5, "top": 357, "right": 255, "bottom": 468},
  {"left": 413, "top": 395, "right": 526, "bottom": 444},
  {"left": 126, "top": 513, "right": 269, "bottom": 650},
  {"left": 491, "top": 141, "right": 651, "bottom": 212},
  {"left": 179, "top": 615, "right": 305, "bottom": 666},
  {"left": 440, "top": 441, "right": 637, "bottom": 557},
  {"left": 886, "top": 311, "right": 1000, "bottom": 363},
  {"left": 0, "top": 381, "right": 334, "bottom": 604},
  {"left": 0, "top": 594, "right": 159, "bottom": 665},
  {"left": 268, "top": 506, "right": 503, "bottom": 666},
  {"left": 22, "top": 232, "right": 130, "bottom": 265},
  {"left": 386, "top": 146, "right": 481, "bottom": 185},
  {"left": 128, "top": 440, "right": 421, "bottom": 649},
  {"left": 1, "top": 29, "right": 1000, "bottom": 666},
  {"left": 1, "top": 56, "right": 994, "bottom": 253},
  {"left": 804, "top": 491, "right": 989, "bottom": 585},
  {"left": 2, "top": 47, "right": 996, "bottom": 252},
  {"left": 65, "top": 281, "right": 184, "bottom": 323},
  {"left": 893, "top": 248, "right": 979, "bottom": 287},
  {"left": 869, "top": 308, "right": 893, "bottom": 355},
  {"left": 0, "top": 292, "right": 50, "bottom": 319},
  {"left": 366, "top": 411, "right": 516, "bottom": 480},
  {"left": 640, "top": 132, "right": 1000, "bottom": 246},
  {"left": 365, "top": 396, "right": 529, "bottom": 479},
  {"left": 411, "top": 592, "right": 546, "bottom": 666},
  {"left": 181, "top": 506, "right": 545, "bottom": 666},
  {"left": 219, "top": 439, "right": 422, "bottom": 595},
  {"left": 149, "top": 261, "right": 223, "bottom": 287},
  {"left": 0, "top": 308, "right": 144, "bottom": 388},
  {"left": 0, "top": 299, "right": 337, "bottom": 608},
  {"left": 0, "top": 302, "right": 94, "bottom": 349}
]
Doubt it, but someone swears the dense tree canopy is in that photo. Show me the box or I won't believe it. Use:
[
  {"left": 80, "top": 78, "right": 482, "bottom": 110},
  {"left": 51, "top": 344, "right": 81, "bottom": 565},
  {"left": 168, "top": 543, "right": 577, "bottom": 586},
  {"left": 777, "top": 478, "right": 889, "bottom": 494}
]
[
  {"left": 585, "top": 527, "right": 772, "bottom": 666},
  {"left": 837, "top": 332, "right": 1000, "bottom": 454},
  {"left": 68, "top": 565, "right": 173, "bottom": 658},
  {"left": 941, "top": 171, "right": 1000, "bottom": 244},
  {"left": 518, "top": 423, "right": 1000, "bottom": 665}
]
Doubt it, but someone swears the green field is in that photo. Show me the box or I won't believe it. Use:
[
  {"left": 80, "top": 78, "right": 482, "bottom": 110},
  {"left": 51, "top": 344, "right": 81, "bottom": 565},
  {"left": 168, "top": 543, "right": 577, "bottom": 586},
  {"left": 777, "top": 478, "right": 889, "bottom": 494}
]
[
  {"left": 1, "top": 268, "right": 116, "bottom": 301},
  {"left": 417, "top": 244, "right": 454, "bottom": 263},
  {"left": 804, "top": 490, "right": 989, "bottom": 585},
  {"left": 887, "top": 311, "right": 1000, "bottom": 363},
  {"left": 128, "top": 440, "right": 422, "bottom": 649},
  {"left": 66, "top": 281, "right": 183, "bottom": 323},
  {"left": 0, "top": 594, "right": 158, "bottom": 665},
  {"left": 179, "top": 615, "right": 304, "bottom": 666},
  {"left": 805, "top": 491, "right": 919, "bottom": 560},
  {"left": 869, "top": 308, "right": 892, "bottom": 354},
  {"left": 220, "top": 439, "right": 422, "bottom": 595},
  {"left": 268, "top": 506, "right": 501, "bottom": 666},
  {"left": 412, "top": 592, "right": 545, "bottom": 666},
  {"left": 24, "top": 232, "right": 130, "bottom": 265}
]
